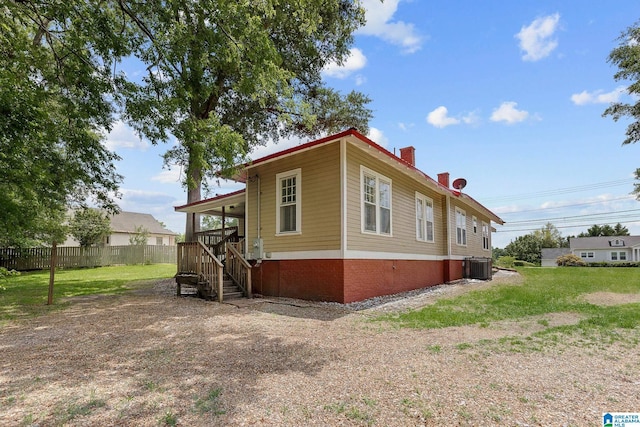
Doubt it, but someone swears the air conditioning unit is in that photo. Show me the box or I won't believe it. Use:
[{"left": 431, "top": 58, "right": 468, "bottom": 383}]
[{"left": 464, "top": 257, "right": 492, "bottom": 280}]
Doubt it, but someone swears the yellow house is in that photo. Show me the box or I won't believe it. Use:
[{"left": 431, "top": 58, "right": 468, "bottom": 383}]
[{"left": 175, "top": 129, "right": 503, "bottom": 303}]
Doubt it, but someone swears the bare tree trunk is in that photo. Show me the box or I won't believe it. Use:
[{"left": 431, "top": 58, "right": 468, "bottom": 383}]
[{"left": 185, "top": 162, "right": 202, "bottom": 242}]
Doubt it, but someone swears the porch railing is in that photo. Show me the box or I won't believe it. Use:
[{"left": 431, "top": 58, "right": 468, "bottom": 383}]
[
  {"left": 176, "top": 241, "right": 224, "bottom": 302},
  {"left": 226, "top": 240, "right": 252, "bottom": 298},
  {"left": 195, "top": 226, "right": 239, "bottom": 247},
  {"left": 195, "top": 226, "right": 241, "bottom": 262}
]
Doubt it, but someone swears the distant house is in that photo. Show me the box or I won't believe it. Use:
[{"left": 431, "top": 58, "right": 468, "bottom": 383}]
[
  {"left": 64, "top": 211, "right": 177, "bottom": 247},
  {"left": 175, "top": 128, "right": 503, "bottom": 303},
  {"left": 569, "top": 236, "right": 640, "bottom": 263},
  {"left": 540, "top": 248, "right": 571, "bottom": 267}
]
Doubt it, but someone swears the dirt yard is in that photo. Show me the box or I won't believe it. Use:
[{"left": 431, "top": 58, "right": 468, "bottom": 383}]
[{"left": 1, "top": 272, "right": 639, "bottom": 426}]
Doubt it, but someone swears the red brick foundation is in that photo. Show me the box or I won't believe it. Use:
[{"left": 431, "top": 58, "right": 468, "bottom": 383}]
[{"left": 251, "top": 258, "right": 463, "bottom": 303}]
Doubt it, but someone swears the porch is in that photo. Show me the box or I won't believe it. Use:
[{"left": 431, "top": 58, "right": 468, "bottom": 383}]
[{"left": 174, "top": 190, "right": 252, "bottom": 302}]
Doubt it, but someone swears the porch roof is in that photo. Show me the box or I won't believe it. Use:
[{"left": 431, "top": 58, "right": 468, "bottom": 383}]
[{"left": 174, "top": 189, "right": 245, "bottom": 218}]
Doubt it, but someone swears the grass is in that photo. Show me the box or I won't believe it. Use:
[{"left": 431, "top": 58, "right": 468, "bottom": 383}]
[
  {"left": 194, "top": 387, "right": 225, "bottom": 416},
  {"left": 0, "top": 264, "right": 176, "bottom": 323},
  {"left": 381, "top": 267, "right": 640, "bottom": 345}
]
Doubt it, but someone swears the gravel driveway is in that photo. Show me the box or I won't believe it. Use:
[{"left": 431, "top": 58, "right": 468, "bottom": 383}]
[{"left": 1, "top": 272, "right": 638, "bottom": 426}]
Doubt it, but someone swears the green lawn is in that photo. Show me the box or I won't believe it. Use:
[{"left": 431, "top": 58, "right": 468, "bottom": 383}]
[
  {"left": 0, "top": 264, "right": 176, "bottom": 323},
  {"left": 382, "top": 267, "right": 640, "bottom": 346}
]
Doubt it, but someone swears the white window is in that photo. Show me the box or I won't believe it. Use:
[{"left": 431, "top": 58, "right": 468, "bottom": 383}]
[
  {"left": 361, "top": 166, "right": 392, "bottom": 235},
  {"left": 276, "top": 169, "right": 301, "bottom": 234},
  {"left": 581, "top": 252, "right": 594, "bottom": 259},
  {"left": 482, "top": 222, "right": 490, "bottom": 250},
  {"left": 612, "top": 251, "right": 627, "bottom": 261},
  {"left": 416, "top": 193, "right": 434, "bottom": 242},
  {"left": 455, "top": 208, "right": 467, "bottom": 246},
  {"left": 156, "top": 237, "right": 163, "bottom": 245},
  {"left": 472, "top": 216, "right": 478, "bottom": 234}
]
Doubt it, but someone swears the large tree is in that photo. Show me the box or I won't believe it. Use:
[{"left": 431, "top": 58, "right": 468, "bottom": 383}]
[
  {"left": 504, "top": 223, "right": 567, "bottom": 265},
  {"left": 532, "top": 222, "right": 564, "bottom": 248},
  {"left": 603, "top": 20, "right": 640, "bottom": 195},
  {"left": 0, "top": 1, "right": 127, "bottom": 246},
  {"left": 117, "top": 0, "right": 373, "bottom": 239}
]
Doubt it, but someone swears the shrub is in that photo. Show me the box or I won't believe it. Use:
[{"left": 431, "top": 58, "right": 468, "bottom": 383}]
[
  {"left": 496, "top": 256, "right": 516, "bottom": 268},
  {"left": 556, "top": 254, "right": 586, "bottom": 267},
  {"left": 585, "top": 261, "right": 640, "bottom": 268}
]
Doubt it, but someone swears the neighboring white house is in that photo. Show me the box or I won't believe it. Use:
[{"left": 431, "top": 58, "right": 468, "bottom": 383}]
[
  {"left": 569, "top": 236, "right": 640, "bottom": 263},
  {"left": 63, "top": 211, "right": 178, "bottom": 246}
]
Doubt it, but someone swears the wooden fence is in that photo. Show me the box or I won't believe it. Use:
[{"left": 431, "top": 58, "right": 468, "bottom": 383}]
[{"left": 0, "top": 245, "right": 177, "bottom": 271}]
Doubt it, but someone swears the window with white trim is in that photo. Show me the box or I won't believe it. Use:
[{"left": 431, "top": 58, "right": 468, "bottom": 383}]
[
  {"left": 455, "top": 208, "right": 467, "bottom": 246},
  {"left": 361, "top": 166, "right": 392, "bottom": 235},
  {"left": 416, "top": 193, "right": 434, "bottom": 242},
  {"left": 472, "top": 216, "right": 478, "bottom": 234},
  {"left": 276, "top": 169, "right": 301, "bottom": 234},
  {"left": 611, "top": 251, "right": 627, "bottom": 261},
  {"left": 482, "top": 222, "right": 490, "bottom": 250}
]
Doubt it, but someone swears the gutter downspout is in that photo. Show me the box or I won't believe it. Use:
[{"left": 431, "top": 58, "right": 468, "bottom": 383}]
[{"left": 256, "top": 175, "right": 261, "bottom": 242}]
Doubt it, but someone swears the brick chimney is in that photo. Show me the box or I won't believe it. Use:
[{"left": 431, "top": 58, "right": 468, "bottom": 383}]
[
  {"left": 437, "top": 172, "right": 450, "bottom": 188},
  {"left": 399, "top": 146, "right": 415, "bottom": 166}
]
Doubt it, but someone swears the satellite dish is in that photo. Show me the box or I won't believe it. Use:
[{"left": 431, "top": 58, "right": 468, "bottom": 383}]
[{"left": 452, "top": 178, "right": 467, "bottom": 191}]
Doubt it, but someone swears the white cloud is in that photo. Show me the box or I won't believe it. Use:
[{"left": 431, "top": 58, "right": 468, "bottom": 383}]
[
  {"left": 354, "top": 74, "right": 367, "bottom": 86},
  {"left": 398, "top": 122, "right": 414, "bottom": 131},
  {"left": 515, "top": 13, "right": 561, "bottom": 61},
  {"left": 357, "top": 0, "right": 423, "bottom": 54},
  {"left": 367, "top": 127, "right": 389, "bottom": 147},
  {"left": 119, "top": 188, "right": 176, "bottom": 207},
  {"left": 490, "top": 102, "right": 529, "bottom": 124},
  {"left": 323, "top": 48, "right": 367, "bottom": 79},
  {"left": 461, "top": 111, "right": 481, "bottom": 125},
  {"left": 152, "top": 167, "right": 183, "bottom": 184},
  {"left": 104, "top": 121, "right": 147, "bottom": 151},
  {"left": 571, "top": 86, "right": 626, "bottom": 105},
  {"left": 426, "top": 106, "right": 460, "bottom": 128}
]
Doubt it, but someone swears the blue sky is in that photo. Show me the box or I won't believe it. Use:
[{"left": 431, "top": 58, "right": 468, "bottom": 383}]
[{"left": 105, "top": 1, "right": 640, "bottom": 248}]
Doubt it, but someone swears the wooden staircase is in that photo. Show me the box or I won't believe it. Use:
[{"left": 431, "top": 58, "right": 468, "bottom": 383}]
[
  {"left": 175, "top": 240, "right": 251, "bottom": 302},
  {"left": 175, "top": 272, "right": 245, "bottom": 301},
  {"left": 222, "top": 274, "right": 244, "bottom": 300}
]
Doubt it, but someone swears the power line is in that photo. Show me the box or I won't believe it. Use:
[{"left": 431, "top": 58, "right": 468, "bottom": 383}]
[
  {"left": 501, "top": 208, "right": 640, "bottom": 226},
  {"left": 495, "top": 195, "right": 636, "bottom": 215},
  {"left": 481, "top": 178, "right": 634, "bottom": 204},
  {"left": 495, "top": 219, "right": 640, "bottom": 233}
]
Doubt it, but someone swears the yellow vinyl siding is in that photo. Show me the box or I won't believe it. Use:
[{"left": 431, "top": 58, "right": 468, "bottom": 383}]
[
  {"left": 449, "top": 201, "right": 492, "bottom": 257},
  {"left": 345, "top": 143, "right": 446, "bottom": 256},
  {"left": 245, "top": 142, "right": 341, "bottom": 254}
]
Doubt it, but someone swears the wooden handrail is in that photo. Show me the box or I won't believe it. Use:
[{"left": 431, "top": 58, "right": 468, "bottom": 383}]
[
  {"left": 177, "top": 242, "right": 224, "bottom": 302},
  {"left": 226, "top": 243, "right": 252, "bottom": 298}
]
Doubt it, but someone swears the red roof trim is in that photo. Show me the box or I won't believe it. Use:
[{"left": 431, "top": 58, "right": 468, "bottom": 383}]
[{"left": 174, "top": 188, "right": 245, "bottom": 211}]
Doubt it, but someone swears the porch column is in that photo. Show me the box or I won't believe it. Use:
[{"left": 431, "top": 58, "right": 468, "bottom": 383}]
[{"left": 221, "top": 206, "right": 226, "bottom": 238}]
